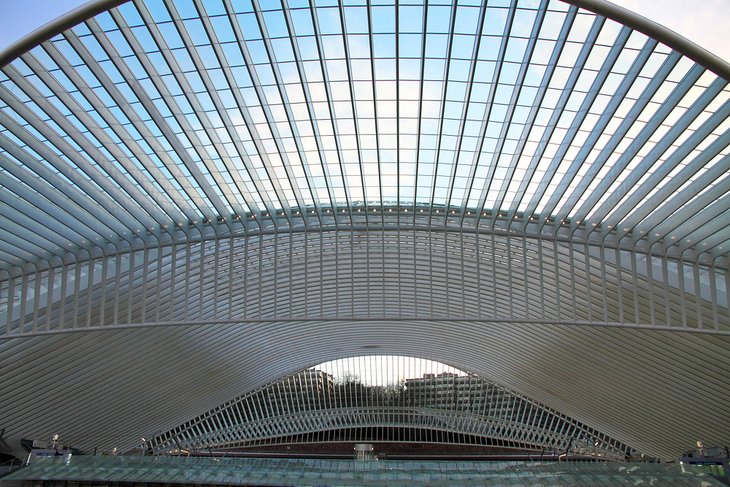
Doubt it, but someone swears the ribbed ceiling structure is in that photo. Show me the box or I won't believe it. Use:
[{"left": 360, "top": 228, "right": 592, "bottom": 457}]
[
  {"left": 0, "top": 0, "right": 728, "bottom": 462},
  {"left": 148, "top": 356, "right": 638, "bottom": 460}
]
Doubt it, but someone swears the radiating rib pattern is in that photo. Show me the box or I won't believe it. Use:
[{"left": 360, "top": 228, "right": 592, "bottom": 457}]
[
  {"left": 0, "top": 0, "right": 728, "bottom": 463},
  {"left": 149, "top": 356, "right": 637, "bottom": 460}
]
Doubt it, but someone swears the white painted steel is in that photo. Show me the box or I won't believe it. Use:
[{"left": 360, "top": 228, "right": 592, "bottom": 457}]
[
  {"left": 148, "top": 358, "right": 635, "bottom": 461},
  {"left": 0, "top": 0, "right": 728, "bottom": 463}
]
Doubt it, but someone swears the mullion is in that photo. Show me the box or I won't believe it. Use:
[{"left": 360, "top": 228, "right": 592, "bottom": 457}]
[
  {"left": 230, "top": 1, "right": 319, "bottom": 228},
  {"left": 0, "top": 161, "right": 97, "bottom": 248},
  {"left": 246, "top": 0, "right": 323, "bottom": 223},
  {"left": 490, "top": 1, "right": 554, "bottom": 227},
  {"left": 290, "top": 2, "right": 344, "bottom": 213},
  {"left": 519, "top": 14, "right": 607, "bottom": 229},
  {"left": 425, "top": 1, "right": 458, "bottom": 226},
  {"left": 0, "top": 207, "right": 64, "bottom": 262},
  {"left": 81, "top": 21, "right": 215, "bottom": 223},
  {"left": 443, "top": 1, "right": 497, "bottom": 213},
  {"left": 572, "top": 55, "right": 684, "bottom": 229},
  {"left": 673, "top": 199, "right": 730, "bottom": 252},
  {"left": 469, "top": 2, "right": 522, "bottom": 227},
  {"left": 616, "top": 94, "right": 730, "bottom": 237},
  {"left": 366, "top": 0, "right": 385, "bottom": 223},
  {"left": 588, "top": 64, "right": 712, "bottom": 227},
  {"left": 637, "top": 131, "right": 730, "bottom": 242},
  {"left": 190, "top": 0, "right": 298, "bottom": 221},
  {"left": 494, "top": 6, "right": 579, "bottom": 226},
  {"left": 81, "top": 42, "right": 220, "bottom": 228},
  {"left": 543, "top": 34, "right": 660, "bottom": 222},
  {"left": 408, "top": 0, "right": 429, "bottom": 221}
]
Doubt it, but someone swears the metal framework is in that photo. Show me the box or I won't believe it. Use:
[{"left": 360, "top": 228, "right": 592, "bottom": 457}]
[
  {"left": 0, "top": 0, "right": 728, "bottom": 462},
  {"left": 148, "top": 356, "right": 636, "bottom": 460}
]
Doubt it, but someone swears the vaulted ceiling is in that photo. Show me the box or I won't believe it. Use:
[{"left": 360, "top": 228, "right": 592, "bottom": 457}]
[{"left": 0, "top": 0, "right": 728, "bottom": 461}]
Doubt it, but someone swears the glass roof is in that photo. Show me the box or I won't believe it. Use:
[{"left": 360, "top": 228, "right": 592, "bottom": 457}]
[
  {"left": 0, "top": 0, "right": 728, "bottom": 270},
  {"left": 6, "top": 455, "right": 726, "bottom": 486}
]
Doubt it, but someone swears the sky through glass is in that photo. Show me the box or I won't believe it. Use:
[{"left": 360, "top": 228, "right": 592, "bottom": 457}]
[{"left": 0, "top": 0, "right": 727, "bottom": 268}]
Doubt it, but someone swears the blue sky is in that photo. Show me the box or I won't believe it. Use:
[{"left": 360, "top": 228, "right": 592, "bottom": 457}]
[
  {"left": 0, "top": 0, "right": 728, "bottom": 61},
  {"left": 0, "top": 0, "right": 725, "bottom": 215},
  {"left": 0, "top": 0, "right": 89, "bottom": 51}
]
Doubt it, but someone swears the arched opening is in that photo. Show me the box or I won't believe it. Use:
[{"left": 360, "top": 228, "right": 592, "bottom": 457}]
[{"left": 149, "top": 355, "right": 638, "bottom": 461}]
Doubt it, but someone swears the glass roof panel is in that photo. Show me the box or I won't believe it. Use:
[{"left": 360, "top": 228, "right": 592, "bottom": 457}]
[
  {"left": 6, "top": 456, "right": 726, "bottom": 486},
  {"left": 0, "top": 0, "right": 727, "bottom": 269}
]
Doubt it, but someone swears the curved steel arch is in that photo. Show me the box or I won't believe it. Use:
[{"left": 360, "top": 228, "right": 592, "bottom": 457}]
[
  {"left": 0, "top": 0, "right": 728, "bottom": 465},
  {"left": 0, "top": 0, "right": 726, "bottom": 272},
  {"left": 148, "top": 359, "right": 636, "bottom": 460},
  {"left": 3, "top": 229, "right": 726, "bottom": 336},
  {"left": 568, "top": 0, "right": 730, "bottom": 80},
  {"left": 2, "top": 0, "right": 728, "bottom": 76}
]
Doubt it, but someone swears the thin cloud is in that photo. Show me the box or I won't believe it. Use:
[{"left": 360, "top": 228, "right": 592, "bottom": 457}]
[{"left": 609, "top": 0, "right": 730, "bottom": 62}]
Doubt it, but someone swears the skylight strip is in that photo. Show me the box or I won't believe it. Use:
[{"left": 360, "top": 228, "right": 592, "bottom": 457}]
[
  {"left": 296, "top": 0, "right": 352, "bottom": 211},
  {"left": 415, "top": 2, "right": 454, "bottom": 217},
  {"left": 464, "top": 3, "right": 521, "bottom": 217},
  {"left": 641, "top": 150, "right": 729, "bottom": 244},
  {"left": 468, "top": 4, "right": 542, "bottom": 217},
  {"left": 0, "top": 144, "right": 116, "bottom": 244},
  {"left": 196, "top": 0, "right": 298, "bottom": 217},
  {"left": 0, "top": 157, "right": 97, "bottom": 249},
  {"left": 560, "top": 36, "right": 657, "bottom": 219},
  {"left": 522, "top": 13, "right": 604, "bottom": 221},
  {"left": 438, "top": 4, "right": 488, "bottom": 212},
  {"left": 142, "top": 0, "right": 265, "bottom": 219},
  {"left": 444, "top": 1, "right": 491, "bottom": 211},
  {"left": 242, "top": 2, "right": 324, "bottom": 215},
  {"left": 264, "top": 2, "right": 333, "bottom": 214},
  {"left": 626, "top": 109, "right": 728, "bottom": 229},
  {"left": 508, "top": 8, "right": 577, "bottom": 216}
]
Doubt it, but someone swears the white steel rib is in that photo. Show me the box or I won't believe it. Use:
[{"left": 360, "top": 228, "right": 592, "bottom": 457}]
[{"left": 0, "top": 0, "right": 728, "bottom": 461}]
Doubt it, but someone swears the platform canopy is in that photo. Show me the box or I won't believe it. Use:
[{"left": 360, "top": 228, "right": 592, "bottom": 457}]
[{"left": 0, "top": 0, "right": 728, "bottom": 461}]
